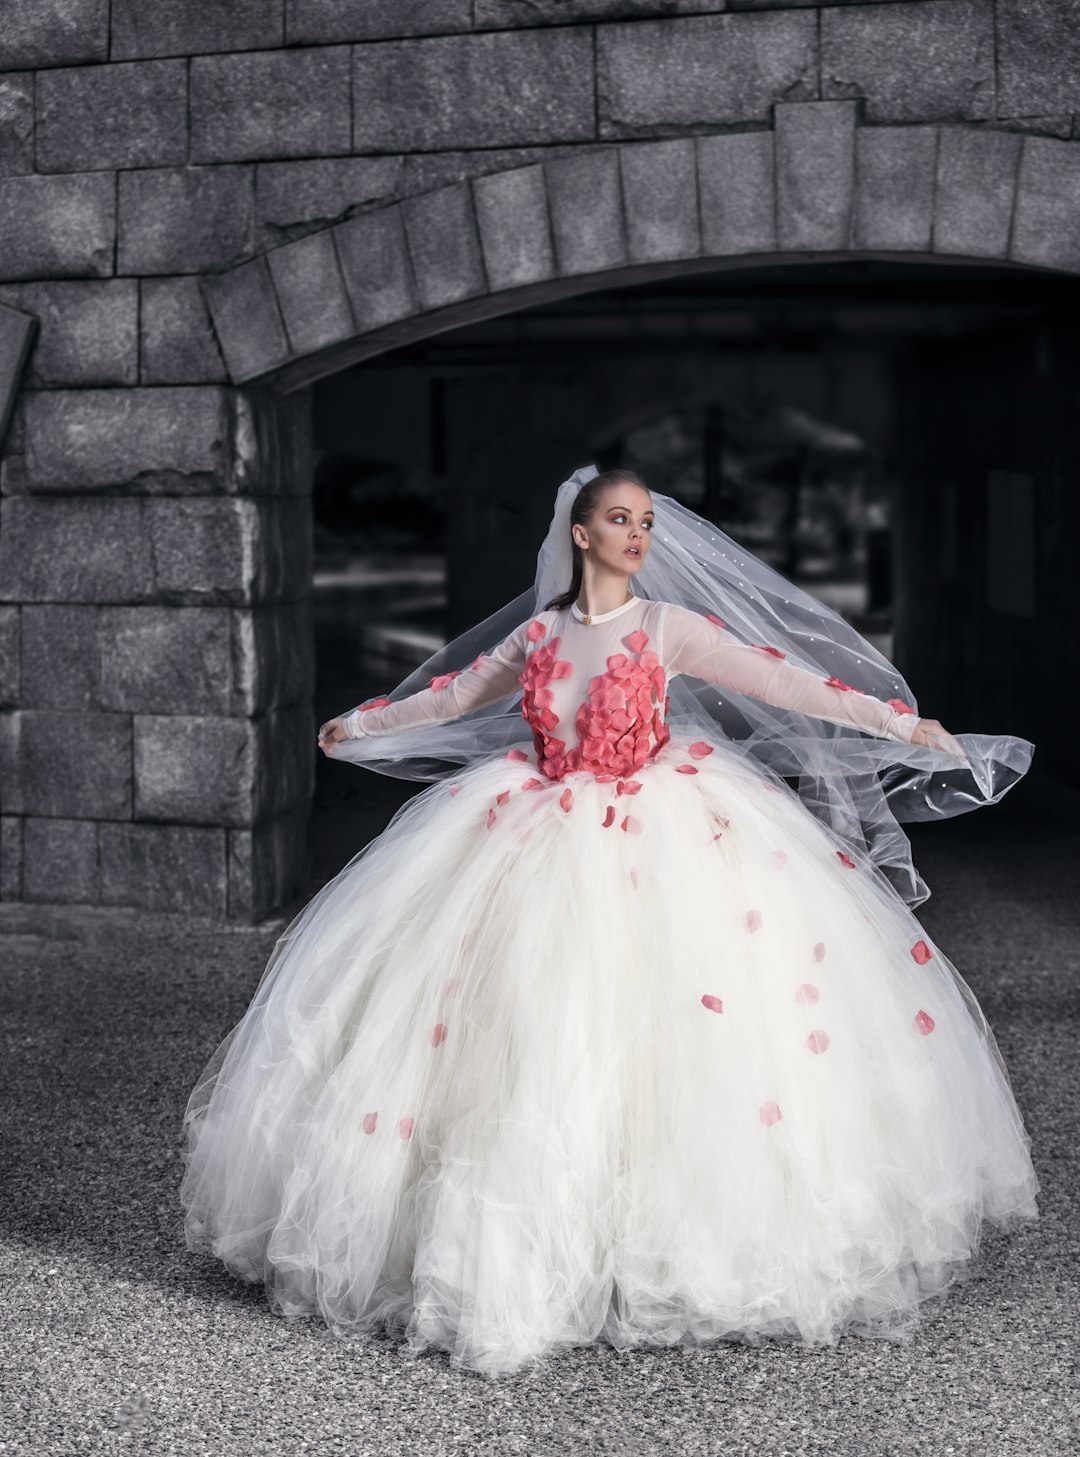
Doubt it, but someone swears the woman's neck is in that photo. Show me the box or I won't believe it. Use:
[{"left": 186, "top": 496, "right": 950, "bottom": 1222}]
[{"left": 574, "top": 574, "right": 634, "bottom": 618}]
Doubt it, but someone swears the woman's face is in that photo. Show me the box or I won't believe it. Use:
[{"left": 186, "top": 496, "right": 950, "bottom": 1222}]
[{"left": 573, "top": 482, "right": 654, "bottom": 577}]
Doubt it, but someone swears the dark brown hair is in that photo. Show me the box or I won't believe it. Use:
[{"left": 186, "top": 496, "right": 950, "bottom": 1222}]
[{"left": 543, "top": 468, "right": 651, "bottom": 612}]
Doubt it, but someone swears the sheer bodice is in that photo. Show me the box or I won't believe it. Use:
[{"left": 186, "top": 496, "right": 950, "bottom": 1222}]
[{"left": 342, "top": 594, "right": 921, "bottom": 783}]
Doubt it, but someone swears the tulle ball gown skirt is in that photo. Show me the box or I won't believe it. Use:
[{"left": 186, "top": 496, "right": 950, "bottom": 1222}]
[{"left": 180, "top": 733, "right": 1039, "bottom": 1377}]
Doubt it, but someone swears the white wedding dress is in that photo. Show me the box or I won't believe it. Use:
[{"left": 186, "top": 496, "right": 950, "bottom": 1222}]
[{"left": 180, "top": 594, "right": 1039, "bottom": 1376}]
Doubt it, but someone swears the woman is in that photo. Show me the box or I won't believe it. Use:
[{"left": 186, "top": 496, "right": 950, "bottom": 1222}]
[{"left": 181, "top": 464, "right": 1039, "bottom": 1379}]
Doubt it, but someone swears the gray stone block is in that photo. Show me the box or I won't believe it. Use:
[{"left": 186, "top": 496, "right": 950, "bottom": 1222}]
[
  {"left": 0, "top": 174, "right": 114, "bottom": 281},
  {"left": 290, "top": 0, "right": 471, "bottom": 43},
  {"left": 1010, "top": 136, "right": 1080, "bottom": 272},
  {"left": 140, "top": 277, "right": 228, "bottom": 385},
  {"left": 998, "top": 0, "right": 1080, "bottom": 118},
  {"left": 1, "top": 0, "right": 108, "bottom": 70},
  {"left": 402, "top": 184, "right": 488, "bottom": 310},
  {"left": 23, "top": 816, "right": 99, "bottom": 903},
  {"left": 478, "top": 0, "right": 725, "bottom": 18},
  {"left": 134, "top": 714, "right": 258, "bottom": 825},
  {"left": 0, "top": 281, "right": 137, "bottom": 387},
  {"left": 36, "top": 59, "right": 187, "bottom": 173},
  {"left": 191, "top": 47, "right": 351, "bottom": 164},
  {"left": 852, "top": 125, "right": 937, "bottom": 251},
  {"left": 776, "top": 100, "right": 857, "bottom": 251},
  {"left": 99, "top": 607, "right": 231, "bottom": 715},
  {"left": 100, "top": 822, "right": 227, "bottom": 917},
  {"left": 353, "top": 29, "right": 595, "bottom": 152},
  {"left": 118, "top": 166, "right": 255, "bottom": 276},
  {"left": 993, "top": 114, "right": 1072, "bottom": 139},
  {"left": 201, "top": 256, "right": 291, "bottom": 384},
  {"left": 112, "top": 0, "right": 284, "bottom": 60},
  {"left": 933, "top": 127, "right": 1022, "bottom": 260},
  {"left": 0, "top": 816, "right": 21, "bottom": 899},
  {"left": 473, "top": 165, "right": 556, "bottom": 292},
  {"left": 822, "top": 0, "right": 994, "bottom": 124},
  {"left": 598, "top": 12, "right": 816, "bottom": 137},
  {"left": 231, "top": 599, "right": 315, "bottom": 714},
  {"left": 333, "top": 205, "right": 420, "bottom": 335},
  {"left": 268, "top": 231, "right": 355, "bottom": 357},
  {"left": 0, "top": 498, "right": 154, "bottom": 604},
  {"left": 20, "top": 387, "right": 246, "bottom": 495},
  {"left": 0, "top": 74, "right": 34, "bottom": 175},
  {"left": 0, "top": 709, "right": 131, "bottom": 818},
  {"left": 255, "top": 157, "right": 404, "bottom": 250},
  {"left": 148, "top": 497, "right": 312, "bottom": 605},
  {"left": 228, "top": 804, "right": 310, "bottom": 923},
  {"left": 135, "top": 700, "right": 312, "bottom": 826},
  {"left": 0, "top": 302, "right": 35, "bottom": 448},
  {"left": 619, "top": 138, "right": 700, "bottom": 264},
  {"left": 0, "top": 606, "right": 18, "bottom": 707},
  {"left": 697, "top": 131, "right": 776, "bottom": 255},
  {"left": 21, "top": 604, "right": 98, "bottom": 709},
  {"left": 546, "top": 150, "right": 628, "bottom": 277},
  {"left": 404, "top": 143, "right": 584, "bottom": 197}
]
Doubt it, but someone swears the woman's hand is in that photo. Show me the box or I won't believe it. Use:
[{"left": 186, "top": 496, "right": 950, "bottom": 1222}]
[
  {"left": 317, "top": 716, "right": 349, "bottom": 756},
  {"left": 910, "top": 717, "right": 969, "bottom": 764}
]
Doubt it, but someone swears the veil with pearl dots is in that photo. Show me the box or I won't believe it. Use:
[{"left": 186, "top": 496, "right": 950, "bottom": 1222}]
[{"left": 331, "top": 463, "right": 1033, "bottom": 909}]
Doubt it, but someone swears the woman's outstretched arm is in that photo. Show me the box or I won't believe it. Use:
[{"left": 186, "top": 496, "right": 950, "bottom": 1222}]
[
  {"left": 318, "top": 616, "right": 536, "bottom": 752},
  {"left": 661, "top": 602, "right": 925, "bottom": 743}
]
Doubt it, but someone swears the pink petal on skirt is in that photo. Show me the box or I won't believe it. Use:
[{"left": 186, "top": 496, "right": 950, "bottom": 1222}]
[
  {"left": 496, "top": 790, "right": 510, "bottom": 806},
  {"left": 795, "top": 983, "right": 819, "bottom": 1004},
  {"left": 621, "top": 814, "right": 643, "bottom": 834},
  {"left": 675, "top": 764, "right": 699, "bottom": 774},
  {"left": 911, "top": 939, "right": 933, "bottom": 964},
  {"left": 812, "top": 942, "right": 826, "bottom": 962},
  {"left": 701, "top": 993, "right": 724, "bottom": 1014},
  {"left": 398, "top": 1116, "right": 415, "bottom": 1140},
  {"left": 759, "top": 1101, "right": 783, "bottom": 1127},
  {"left": 486, "top": 808, "right": 497, "bottom": 829},
  {"left": 429, "top": 1023, "right": 449, "bottom": 1047},
  {"left": 506, "top": 748, "right": 529, "bottom": 761},
  {"left": 744, "top": 909, "right": 763, "bottom": 933},
  {"left": 836, "top": 850, "right": 856, "bottom": 869},
  {"left": 560, "top": 787, "right": 574, "bottom": 813},
  {"left": 806, "top": 1029, "right": 830, "bottom": 1054},
  {"left": 914, "top": 1009, "right": 936, "bottom": 1035},
  {"left": 602, "top": 805, "right": 616, "bottom": 828},
  {"left": 362, "top": 1111, "right": 378, "bottom": 1135},
  {"left": 689, "top": 741, "right": 714, "bottom": 759}
]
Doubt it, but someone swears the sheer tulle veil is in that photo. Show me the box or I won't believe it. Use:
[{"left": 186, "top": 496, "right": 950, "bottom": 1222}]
[{"left": 332, "top": 464, "right": 1034, "bottom": 907}]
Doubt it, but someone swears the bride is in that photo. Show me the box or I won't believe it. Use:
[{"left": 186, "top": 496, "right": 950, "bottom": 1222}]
[{"left": 180, "top": 463, "right": 1039, "bottom": 1378}]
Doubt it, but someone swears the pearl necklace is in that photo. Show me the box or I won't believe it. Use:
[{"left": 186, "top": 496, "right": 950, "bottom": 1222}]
[{"left": 572, "top": 591, "right": 637, "bottom": 626}]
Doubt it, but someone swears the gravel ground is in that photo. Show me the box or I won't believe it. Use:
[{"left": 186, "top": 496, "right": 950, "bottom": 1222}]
[{"left": 1, "top": 774, "right": 1078, "bottom": 1457}]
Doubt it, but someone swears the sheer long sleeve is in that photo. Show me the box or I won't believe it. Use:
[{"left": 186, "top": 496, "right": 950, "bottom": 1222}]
[
  {"left": 341, "top": 618, "right": 532, "bottom": 739},
  {"left": 662, "top": 604, "right": 921, "bottom": 743}
]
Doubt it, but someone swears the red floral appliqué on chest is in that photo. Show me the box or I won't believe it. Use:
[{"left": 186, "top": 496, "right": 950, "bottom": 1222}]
[{"left": 518, "top": 620, "right": 671, "bottom": 782}]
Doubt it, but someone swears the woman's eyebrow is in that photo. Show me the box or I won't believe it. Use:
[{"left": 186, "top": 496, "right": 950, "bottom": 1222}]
[{"left": 606, "top": 505, "right": 654, "bottom": 514}]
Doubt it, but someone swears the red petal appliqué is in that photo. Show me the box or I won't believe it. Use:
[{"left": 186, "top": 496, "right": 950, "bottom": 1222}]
[
  {"left": 448, "top": 783, "right": 463, "bottom": 796},
  {"left": 836, "top": 850, "right": 856, "bottom": 869},
  {"left": 506, "top": 747, "right": 529, "bottom": 762},
  {"left": 602, "top": 805, "right": 616, "bottom": 828},
  {"left": 362, "top": 1111, "right": 378, "bottom": 1134},
  {"left": 527, "top": 619, "right": 548, "bottom": 642},
  {"left": 914, "top": 1009, "right": 936, "bottom": 1035},
  {"left": 745, "top": 909, "right": 763, "bottom": 933},
  {"left": 689, "top": 741, "right": 714, "bottom": 759},
  {"left": 754, "top": 645, "right": 786, "bottom": 659},
  {"left": 398, "top": 1116, "right": 415, "bottom": 1139},
  {"left": 887, "top": 697, "right": 915, "bottom": 715},
  {"left": 486, "top": 808, "right": 497, "bottom": 829},
  {"left": 621, "top": 814, "right": 643, "bottom": 834},
  {"left": 759, "top": 1101, "right": 782, "bottom": 1127},
  {"left": 496, "top": 790, "right": 510, "bottom": 806},
  {"left": 627, "top": 629, "right": 649, "bottom": 653},
  {"left": 616, "top": 779, "right": 643, "bottom": 795},
  {"left": 806, "top": 1029, "right": 830, "bottom": 1054},
  {"left": 675, "top": 764, "right": 698, "bottom": 774},
  {"left": 522, "top": 778, "right": 543, "bottom": 791},
  {"left": 812, "top": 942, "right": 825, "bottom": 962},
  {"left": 911, "top": 939, "right": 933, "bottom": 964},
  {"left": 701, "top": 994, "right": 724, "bottom": 1014},
  {"left": 706, "top": 614, "right": 727, "bottom": 629},
  {"left": 429, "top": 1023, "right": 448, "bottom": 1047},
  {"left": 795, "top": 983, "right": 819, "bottom": 1004},
  {"left": 560, "top": 787, "right": 573, "bottom": 813}
]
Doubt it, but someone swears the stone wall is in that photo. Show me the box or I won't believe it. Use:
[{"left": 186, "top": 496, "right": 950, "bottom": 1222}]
[{"left": 2, "top": 0, "right": 1078, "bottom": 920}]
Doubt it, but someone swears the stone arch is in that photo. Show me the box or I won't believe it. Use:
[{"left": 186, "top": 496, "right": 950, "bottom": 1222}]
[{"left": 199, "top": 103, "right": 1080, "bottom": 393}]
